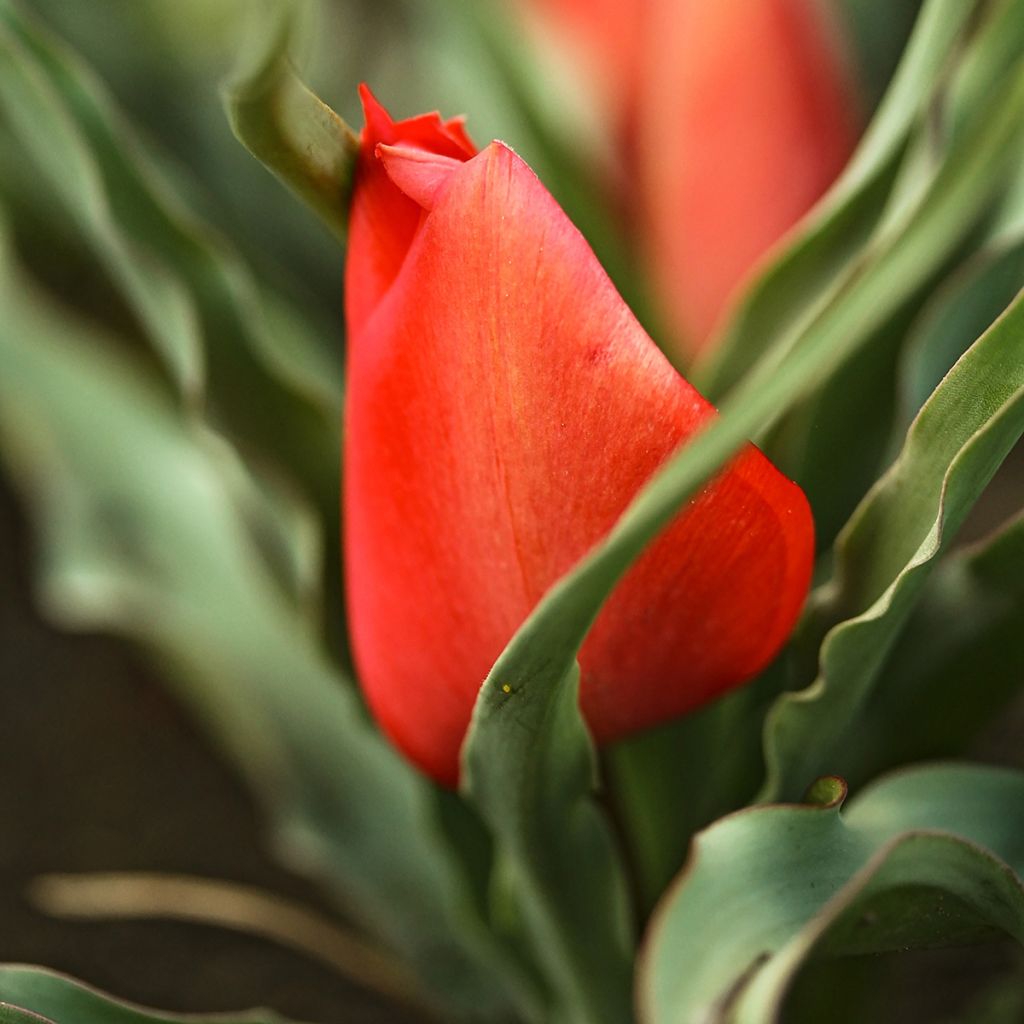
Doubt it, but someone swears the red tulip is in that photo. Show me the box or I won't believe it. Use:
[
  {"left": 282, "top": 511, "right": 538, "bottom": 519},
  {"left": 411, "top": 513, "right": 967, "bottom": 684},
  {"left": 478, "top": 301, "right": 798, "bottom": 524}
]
[
  {"left": 525, "top": 0, "right": 859, "bottom": 359},
  {"left": 344, "top": 87, "right": 814, "bottom": 786}
]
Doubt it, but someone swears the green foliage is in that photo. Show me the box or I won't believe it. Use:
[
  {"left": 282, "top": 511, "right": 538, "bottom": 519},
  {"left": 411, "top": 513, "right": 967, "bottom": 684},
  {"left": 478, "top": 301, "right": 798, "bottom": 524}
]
[
  {"left": 0, "top": 967, "right": 302, "bottom": 1024},
  {"left": 898, "top": 234, "right": 1024, "bottom": 427},
  {"left": 819, "top": 510, "right": 1024, "bottom": 787},
  {"left": 761, "top": 288, "right": 1024, "bottom": 801},
  {"left": 0, "top": 0, "right": 203, "bottom": 399},
  {"left": 463, "top": 666, "right": 633, "bottom": 1024},
  {"left": 0, "top": 0, "right": 342, "bottom": 496},
  {"left": 640, "top": 764, "right": 1024, "bottom": 1023}
]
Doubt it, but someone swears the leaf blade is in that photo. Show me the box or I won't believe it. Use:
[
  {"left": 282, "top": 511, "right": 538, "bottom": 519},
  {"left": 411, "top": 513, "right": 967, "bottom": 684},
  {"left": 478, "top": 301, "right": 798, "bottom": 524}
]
[
  {"left": 761, "top": 286, "right": 1024, "bottom": 802},
  {"left": 639, "top": 764, "right": 1024, "bottom": 1024},
  {"left": 222, "top": 1, "right": 357, "bottom": 243}
]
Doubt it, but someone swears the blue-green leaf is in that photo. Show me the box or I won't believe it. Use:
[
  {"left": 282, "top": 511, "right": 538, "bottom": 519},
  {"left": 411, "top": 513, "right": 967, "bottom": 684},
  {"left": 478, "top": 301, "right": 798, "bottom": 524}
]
[
  {"left": 761, "top": 287, "right": 1024, "bottom": 802},
  {"left": 824, "top": 510, "right": 1024, "bottom": 785},
  {"left": 897, "top": 234, "right": 1024, "bottom": 428},
  {"left": 640, "top": 764, "right": 1024, "bottom": 1024}
]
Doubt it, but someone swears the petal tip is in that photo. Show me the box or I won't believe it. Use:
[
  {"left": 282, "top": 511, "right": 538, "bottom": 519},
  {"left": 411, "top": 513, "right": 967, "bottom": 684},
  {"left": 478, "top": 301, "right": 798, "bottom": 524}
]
[
  {"left": 358, "top": 82, "right": 394, "bottom": 143},
  {"left": 377, "top": 142, "right": 466, "bottom": 211}
]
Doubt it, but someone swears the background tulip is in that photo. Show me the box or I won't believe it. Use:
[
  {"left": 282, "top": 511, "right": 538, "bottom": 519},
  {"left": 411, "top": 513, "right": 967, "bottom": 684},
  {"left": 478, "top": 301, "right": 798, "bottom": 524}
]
[
  {"left": 525, "top": 0, "right": 860, "bottom": 359},
  {"left": 345, "top": 89, "right": 814, "bottom": 785}
]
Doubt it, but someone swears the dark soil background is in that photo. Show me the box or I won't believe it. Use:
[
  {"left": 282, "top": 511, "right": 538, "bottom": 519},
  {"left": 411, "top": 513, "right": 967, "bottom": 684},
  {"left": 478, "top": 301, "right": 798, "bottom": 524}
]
[{"left": 0, "top": 472, "right": 420, "bottom": 1024}]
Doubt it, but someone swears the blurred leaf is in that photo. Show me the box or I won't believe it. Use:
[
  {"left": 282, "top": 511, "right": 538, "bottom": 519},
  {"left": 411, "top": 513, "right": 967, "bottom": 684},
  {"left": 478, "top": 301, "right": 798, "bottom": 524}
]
[
  {"left": 0, "top": 228, "right": 524, "bottom": 1020},
  {"left": 835, "top": 0, "right": 922, "bottom": 113},
  {"left": 223, "top": 0, "right": 357, "bottom": 242},
  {"left": 0, "top": 966, "right": 301, "bottom": 1024},
  {"left": 946, "top": 0, "right": 1024, "bottom": 144},
  {"left": 0, "top": 1005, "right": 52, "bottom": 1024},
  {"left": 639, "top": 764, "right": 1024, "bottom": 1024},
  {"left": 0, "top": 4, "right": 203, "bottom": 399},
  {"left": 764, "top": 300, "right": 919, "bottom": 550},
  {"left": 695, "top": 0, "right": 979, "bottom": 398},
  {"left": 761, "top": 288, "right": 1024, "bottom": 802},
  {"left": 994, "top": 152, "right": 1024, "bottom": 237},
  {"left": 0, "top": 0, "right": 341, "bottom": 498},
  {"left": 202, "top": 430, "right": 324, "bottom": 623}
]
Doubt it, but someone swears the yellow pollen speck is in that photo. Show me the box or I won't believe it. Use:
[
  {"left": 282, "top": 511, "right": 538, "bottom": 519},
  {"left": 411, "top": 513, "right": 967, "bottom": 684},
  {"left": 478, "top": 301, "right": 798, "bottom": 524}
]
[{"left": 501, "top": 683, "right": 512, "bottom": 694}]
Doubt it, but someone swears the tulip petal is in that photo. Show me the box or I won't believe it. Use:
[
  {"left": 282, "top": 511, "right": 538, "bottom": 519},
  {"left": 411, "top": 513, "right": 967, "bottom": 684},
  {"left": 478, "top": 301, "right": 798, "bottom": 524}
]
[
  {"left": 346, "top": 86, "right": 476, "bottom": 340},
  {"left": 377, "top": 143, "right": 465, "bottom": 212},
  {"left": 346, "top": 133, "right": 813, "bottom": 785}
]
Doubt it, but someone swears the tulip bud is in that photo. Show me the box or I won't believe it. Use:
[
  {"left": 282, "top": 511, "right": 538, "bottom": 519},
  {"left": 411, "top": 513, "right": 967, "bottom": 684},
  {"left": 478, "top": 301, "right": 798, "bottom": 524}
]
[{"left": 344, "top": 87, "right": 814, "bottom": 785}]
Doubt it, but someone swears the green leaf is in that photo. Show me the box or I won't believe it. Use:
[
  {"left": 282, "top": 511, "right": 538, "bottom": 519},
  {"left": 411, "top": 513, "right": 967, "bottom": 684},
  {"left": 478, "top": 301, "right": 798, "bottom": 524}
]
[
  {"left": 760, "top": 287, "right": 1024, "bottom": 802},
  {"left": 639, "top": 764, "right": 1024, "bottom": 1024},
  {"left": 0, "top": 227, "right": 525, "bottom": 1021},
  {"left": 763, "top": 300, "right": 919, "bottom": 550},
  {"left": 0, "top": 966, "right": 300, "bottom": 1024},
  {"left": 222, "top": 0, "right": 357, "bottom": 243},
  {"left": 0, "top": 1003, "right": 53, "bottom": 1024},
  {"left": 946, "top": 0, "right": 1024, "bottom": 145},
  {"left": 834, "top": 0, "right": 922, "bottom": 113},
  {"left": 897, "top": 234, "right": 1024, "bottom": 427},
  {"left": 463, "top": 664, "right": 635, "bottom": 1024},
  {"left": 825, "top": 510, "right": 1024, "bottom": 784}
]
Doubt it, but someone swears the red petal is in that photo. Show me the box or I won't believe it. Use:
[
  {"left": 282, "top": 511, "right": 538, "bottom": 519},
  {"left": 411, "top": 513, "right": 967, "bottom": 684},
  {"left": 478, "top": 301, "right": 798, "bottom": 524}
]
[
  {"left": 377, "top": 143, "right": 465, "bottom": 212},
  {"left": 345, "top": 138, "right": 813, "bottom": 785},
  {"left": 345, "top": 87, "right": 476, "bottom": 339}
]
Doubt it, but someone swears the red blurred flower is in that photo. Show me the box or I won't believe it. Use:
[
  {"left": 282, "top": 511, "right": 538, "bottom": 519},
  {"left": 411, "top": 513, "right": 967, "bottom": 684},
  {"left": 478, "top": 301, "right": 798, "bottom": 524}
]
[
  {"left": 344, "top": 88, "right": 814, "bottom": 785},
  {"left": 527, "top": 0, "right": 860, "bottom": 359}
]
